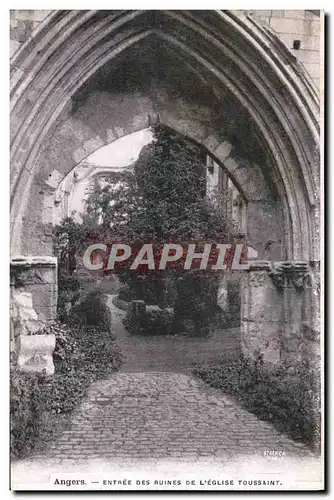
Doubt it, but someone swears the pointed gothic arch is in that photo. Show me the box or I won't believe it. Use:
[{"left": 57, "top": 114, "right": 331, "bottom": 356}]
[{"left": 10, "top": 10, "right": 319, "bottom": 261}]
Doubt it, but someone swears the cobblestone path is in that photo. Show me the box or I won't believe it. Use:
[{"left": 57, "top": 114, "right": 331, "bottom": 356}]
[
  {"left": 12, "top": 295, "right": 319, "bottom": 488},
  {"left": 33, "top": 372, "right": 312, "bottom": 463}
]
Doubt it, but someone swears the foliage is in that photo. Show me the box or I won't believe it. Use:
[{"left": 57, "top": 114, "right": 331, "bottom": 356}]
[
  {"left": 68, "top": 291, "right": 112, "bottom": 332},
  {"left": 42, "top": 293, "right": 121, "bottom": 414},
  {"left": 82, "top": 125, "right": 232, "bottom": 248},
  {"left": 53, "top": 217, "right": 88, "bottom": 317},
  {"left": 53, "top": 217, "right": 88, "bottom": 262},
  {"left": 123, "top": 306, "right": 174, "bottom": 336},
  {"left": 53, "top": 126, "right": 237, "bottom": 331},
  {"left": 10, "top": 370, "right": 44, "bottom": 459},
  {"left": 194, "top": 356, "right": 321, "bottom": 450},
  {"left": 81, "top": 126, "right": 235, "bottom": 324},
  {"left": 112, "top": 295, "right": 131, "bottom": 312}
]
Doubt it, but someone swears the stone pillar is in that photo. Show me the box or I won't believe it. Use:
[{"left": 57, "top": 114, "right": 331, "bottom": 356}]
[
  {"left": 241, "top": 261, "right": 283, "bottom": 366},
  {"left": 269, "top": 261, "right": 319, "bottom": 368},
  {"left": 241, "top": 260, "right": 319, "bottom": 369},
  {"left": 308, "top": 261, "right": 321, "bottom": 337},
  {"left": 132, "top": 299, "right": 146, "bottom": 315},
  {"left": 10, "top": 256, "right": 58, "bottom": 322}
]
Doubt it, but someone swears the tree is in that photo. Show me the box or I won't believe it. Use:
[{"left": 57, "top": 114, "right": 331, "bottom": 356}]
[
  {"left": 88, "top": 127, "right": 232, "bottom": 311},
  {"left": 54, "top": 125, "right": 236, "bottom": 332}
]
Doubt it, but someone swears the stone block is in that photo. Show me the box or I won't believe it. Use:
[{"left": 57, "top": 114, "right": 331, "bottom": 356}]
[
  {"left": 303, "top": 62, "right": 321, "bottom": 79},
  {"left": 241, "top": 320, "right": 282, "bottom": 365},
  {"left": 146, "top": 304, "right": 162, "bottom": 314},
  {"left": 222, "top": 156, "right": 239, "bottom": 177},
  {"left": 202, "top": 135, "right": 220, "bottom": 152},
  {"left": 35, "top": 306, "right": 53, "bottom": 322},
  {"left": 10, "top": 256, "right": 58, "bottom": 328},
  {"left": 73, "top": 147, "right": 87, "bottom": 164},
  {"left": 271, "top": 10, "right": 285, "bottom": 18},
  {"left": 17, "top": 334, "right": 56, "bottom": 375},
  {"left": 11, "top": 10, "right": 52, "bottom": 22},
  {"left": 83, "top": 136, "right": 104, "bottom": 156},
  {"left": 213, "top": 141, "right": 233, "bottom": 162},
  {"left": 295, "top": 49, "right": 322, "bottom": 64},
  {"left": 44, "top": 169, "right": 63, "bottom": 190},
  {"left": 106, "top": 129, "right": 117, "bottom": 143},
  {"left": 28, "top": 286, "right": 53, "bottom": 307},
  {"left": 114, "top": 127, "right": 124, "bottom": 138},
  {"left": 278, "top": 33, "right": 320, "bottom": 52},
  {"left": 283, "top": 10, "right": 306, "bottom": 20},
  {"left": 242, "top": 270, "right": 282, "bottom": 322},
  {"left": 244, "top": 296, "right": 282, "bottom": 323},
  {"left": 253, "top": 10, "right": 272, "bottom": 17},
  {"left": 11, "top": 291, "right": 40, "bottom": 336},
  {"left": 233, "top": 165, "right": 267, "bottom": 201},
  {"left": 270, "top": 17, "right": 320, "bottom": 36},
  {"left": 132, "top": 300, "right": 146, "bottom": 315},
  {"left": 10, "top": 40, "right": 21, "bottom": 58}
]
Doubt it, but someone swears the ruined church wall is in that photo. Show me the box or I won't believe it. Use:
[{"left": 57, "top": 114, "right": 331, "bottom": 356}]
[{"left": 10, "top": 10, "right": 322, "bottom": 90}]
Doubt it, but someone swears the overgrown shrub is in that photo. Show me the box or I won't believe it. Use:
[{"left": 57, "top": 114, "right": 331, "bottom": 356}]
[
  {"left": 39, "top": 371, "right": 91, "bottom": 415},
  {"left": 123, "top": 298, "right": 220, "bottom": 337},
  {"left": 123, "top": 306, "right": 174, "bottom": 336},
  {"left": 10, "top": 370, "right": 45, "bottom": 459},
  {"left": 57, "top": 273, "right": 81, "bottom": 320},
  {"left": 194, "top": 356, "right": 321, "bottom": 451},
  {"left": 112, "top": 295, "right": 131, "bottom": 312},
  {"left": 68, "top": 291, "right": 112, "bottom": 333}
]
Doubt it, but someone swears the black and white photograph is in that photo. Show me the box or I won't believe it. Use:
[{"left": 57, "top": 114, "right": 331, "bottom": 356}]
[{"left": 9, "top": 8, "right": 324, "bottom": 491}]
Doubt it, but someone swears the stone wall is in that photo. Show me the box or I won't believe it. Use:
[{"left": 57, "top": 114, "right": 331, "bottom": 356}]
[
  {"left": 10, "top": 256, "right": 58, "bottom": 372},
  {"left": 10, "top": 10, "right": 322, "bottom": 90},
  {"left": 17, "top": 58, "right": 285, "bottom": 261},
  {"left": 248, "top": 10, "right": 321, "bottom": 90},
  {"left": 10, "top": 256, "right": 57, "bottom": 323},
  {"left": 10, "top": 9, "right": 51, "bottom": 58},
  {"left": 10, "top": 10, "right": 319, "bottom": 264}
]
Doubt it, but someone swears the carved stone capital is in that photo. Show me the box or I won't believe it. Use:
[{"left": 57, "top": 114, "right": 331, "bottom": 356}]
[
  {"left": 10, "top": 256, "right": 57, "bottom": 288},
  {"left": 269, "top": 261, "right": 311, "bottom": 290}
]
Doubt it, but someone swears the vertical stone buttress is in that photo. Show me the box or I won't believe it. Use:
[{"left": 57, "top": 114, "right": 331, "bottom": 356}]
[{"left": 241, "top": 261, "right": 320, "bottom": 368}]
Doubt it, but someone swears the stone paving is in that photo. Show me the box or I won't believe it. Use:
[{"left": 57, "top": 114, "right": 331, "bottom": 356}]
[
  {"left": 12, "top": 295, "right": 318, "bottom": 488},
  {"left": 32, "top": 372, "right": 313, "bottom": 463}
]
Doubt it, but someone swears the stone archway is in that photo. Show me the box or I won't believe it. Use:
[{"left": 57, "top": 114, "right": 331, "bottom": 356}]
[{"left": 10, "top": 10, "right": 320, "bottom": 367}]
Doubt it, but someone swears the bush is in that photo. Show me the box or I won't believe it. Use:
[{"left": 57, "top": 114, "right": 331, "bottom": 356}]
[
  {"left": 112, "top": 295, "right": 131, "bottom": 312},
  {"left": 118, "top": 284, "right": 136, "bottom": 303},
  {"left": 194, "top": 356, "right": 321, "bottom": 451},
  {"left": 68, "top": 291, "right": 112, "bottom": 332},
  {"left": 39, "top": 371, "right": 91, "bottom": 415},
  {"left": 73, "top": 325, "right": 123, "bottom": 377},
  {"left": 37, "top": 319, "right": 123, "bottom": 415},
  {"left": 123, "top": 305, "right": 174, "bottom": 336},
  {"left": 10, "top": 370, "right": 45, "bottom": 459},
  {"left": 57, "top": 272, "right": 82, "bottom": 321}
]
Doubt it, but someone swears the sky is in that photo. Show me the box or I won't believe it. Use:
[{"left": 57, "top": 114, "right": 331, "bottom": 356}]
[{"left": 86, "top": 128, "right": 154, "bottom": 167}]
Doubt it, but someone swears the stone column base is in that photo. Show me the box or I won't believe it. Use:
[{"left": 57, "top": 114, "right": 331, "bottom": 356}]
[
  {"left": 241, "top": 260, "right": 320, "bottom": 369},
  {"left": 10, "top": 256, "right": 58, "bottom": 368}
]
